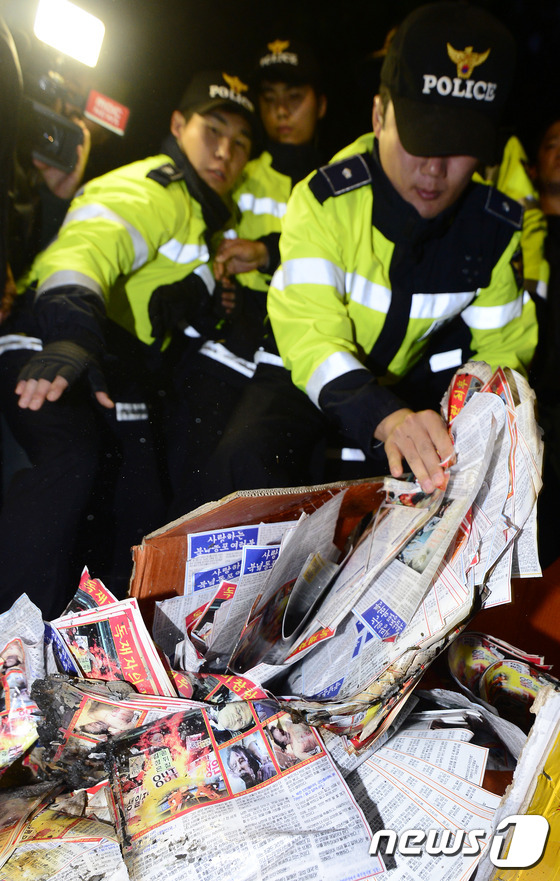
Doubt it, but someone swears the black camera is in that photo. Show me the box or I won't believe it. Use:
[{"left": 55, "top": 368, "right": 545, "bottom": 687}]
[{"left": 20, "top": 97, "right": 84, "bottom": 173}]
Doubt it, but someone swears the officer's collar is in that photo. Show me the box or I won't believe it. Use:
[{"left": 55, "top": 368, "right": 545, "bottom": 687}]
[
  {"left": 161, "top": 133, "right": 236, "bottom": 237},
  {"left": 266, "top": 140, "right": 322, "bottom": 186},
  {"left": 367, "top": 139, "right": 468, "bottom": 246}
]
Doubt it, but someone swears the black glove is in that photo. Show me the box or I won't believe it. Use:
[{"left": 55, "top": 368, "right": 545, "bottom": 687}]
[
  {"left": 16, "top": 340, "right": 108, "bottom": 398},
  {"left": 149, "top": 273, "right": 215, "bottom": 342}
]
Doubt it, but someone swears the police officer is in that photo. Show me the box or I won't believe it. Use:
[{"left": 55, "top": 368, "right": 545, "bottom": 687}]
[
  {"left": 215, "top": 38, "right": 327, "bottom": 284},
  {"left": 201, "top": 3, "right": 538, "bottom": 501},
  {"left": 0, "top": 70, "right": 255, "bottom": 616},
  {"left": 528, "top": 116, "right": 560, "bottom": 568},
  {"left": 165, "top": 41, "right": 327, "bottom": 517}
]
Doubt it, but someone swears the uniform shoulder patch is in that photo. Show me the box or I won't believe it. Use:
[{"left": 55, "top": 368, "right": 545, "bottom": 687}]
[
  {"left": 309, "top": 154, "right": 372, "bottom": 204},
  {"left": 484, "top": 187, "right": 523, "bottom": 229},
  {"left": 147, "top": 162, "right": 185, "bottom": 187}
]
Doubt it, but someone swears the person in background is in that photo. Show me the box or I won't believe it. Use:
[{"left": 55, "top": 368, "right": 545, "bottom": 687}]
[
  {"left": 0, "top": 17, "right": 23, "bottom": 552},
  {"left": 8, "top": 69, "right": 92, "bottom": 283},
  {"left": 163, "top": 40, "right": 327, "bottom": 518},
  {"left": 1, "top": 54, "right": 92, "bottom": 542},
  {"left": 527, "top": 115, "right": 560, "bottom": 568},
  {"left": 215, "top": 38, "right": 326, "bottom": 282},
  {"left": 1, "top": 70, "right": 92, "bottom": 532},
  {"left": 530, "top": 114, "right": 560, "bottom": 380},
  {"left": 476, "top": 132, "right": 548, "bottom": 316},
  {"left": 0, "top": 15, "right": 22, "bottom": 300},
  {"left": 200, "top": 2, "right": 538, "bottom": 502},
  {"left": 0, "top": 70, "right": 255, "bottom": 617}
]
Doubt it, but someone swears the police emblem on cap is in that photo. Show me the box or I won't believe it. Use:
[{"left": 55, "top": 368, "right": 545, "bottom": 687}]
[
  {"left": 447, "top": 44, "right": 491, "bottom": 79},
  {"left": 222, "top": 73, "right": 249, "bottom": 94},
  {"left": 422, "top": 39, "right": 497, "bottom": 104},
  {"left": 208, "top": 73, "right": 254, "bottom": 112},
  {"left": 260, "top": 39, "right": 298, "bottom": 67},
  {"left": 268, "top": 39, "right": 290, "bottom": 54}
]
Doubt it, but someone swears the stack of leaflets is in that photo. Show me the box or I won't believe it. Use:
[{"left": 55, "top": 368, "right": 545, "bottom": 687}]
[
  {"left": 0, "top": 362, "right": 550, "bottom": 881},
  {"left": 153, "top": 364, "right": 543, "bottom": 754},
  {"left": 51, "top": 595, "right": 176, "bottom": 697}
]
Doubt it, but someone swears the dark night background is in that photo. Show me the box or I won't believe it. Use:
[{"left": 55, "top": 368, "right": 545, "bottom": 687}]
[{"left": 2, "top": 0, "right": 560, "bottom": 174}]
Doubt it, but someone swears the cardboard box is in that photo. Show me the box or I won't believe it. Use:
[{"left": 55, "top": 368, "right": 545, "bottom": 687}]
[
  {"left": 129, "top": 480, "right": 560, "bottom": 878},
  {"left": 129, "top": 478, "right": 385, "bottom": 628}
]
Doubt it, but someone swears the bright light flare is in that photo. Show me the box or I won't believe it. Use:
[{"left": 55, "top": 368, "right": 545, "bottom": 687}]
[{"left": 33, "top": 0, "right": 105, "bottom": 68}]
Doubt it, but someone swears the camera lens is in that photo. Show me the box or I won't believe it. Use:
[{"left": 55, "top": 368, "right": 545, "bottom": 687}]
[{"left": 40, "top": 124, "right": 62, "bottom": 156}]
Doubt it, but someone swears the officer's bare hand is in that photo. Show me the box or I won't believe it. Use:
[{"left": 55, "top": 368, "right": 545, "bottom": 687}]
[
  {"left": 214, "top": 239, "right": 268, "bottom": 280},
  {"left": 15, "top": 376, "right": 69, "bottom": 410},
  {"left": 218, "top": 276, "right": 237, "bottom": 315},
  {"left": 15, "top": 376, "right": 113, "bottom": 411},
  {"left": 375, "top": 407, "right": 454, "bottom": 493},
  {"left": 15, "top": 341, "right": 114, "bottom": 411}
]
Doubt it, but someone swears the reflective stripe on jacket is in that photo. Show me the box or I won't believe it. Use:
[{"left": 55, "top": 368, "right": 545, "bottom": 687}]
[
  {"left": 230, "top": 150, "right": 291, "bottom": 293},
  {"left": 29, "top": 153, "right": 211, "bottom": 346},
  {"left": 268, "top": 134, "right": 538, "bottom": 425}
]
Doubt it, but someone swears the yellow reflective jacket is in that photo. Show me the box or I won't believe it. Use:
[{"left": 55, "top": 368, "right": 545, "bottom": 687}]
[
  {"left": 476, "top": 134, "right": 549, "bottom": 303},
  {"left": 268, "top": 134, "right": 538, "bottom": 449},
  {"left": 230, "top": 149, "right": 292, "bottom": 293},
  {"left": 27, "top": 153, "right": 218, "bottom": 346}
]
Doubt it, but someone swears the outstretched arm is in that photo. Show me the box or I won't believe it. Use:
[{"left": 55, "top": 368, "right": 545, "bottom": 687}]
[{"left": 14, "top": 286, "right": 114, "bottom": 411}]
